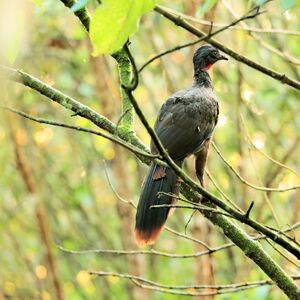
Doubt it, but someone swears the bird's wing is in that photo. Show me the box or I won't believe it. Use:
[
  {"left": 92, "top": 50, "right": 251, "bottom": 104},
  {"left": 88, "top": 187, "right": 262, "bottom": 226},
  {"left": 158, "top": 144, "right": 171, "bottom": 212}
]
[{"left": 151, "top": 89, "right": 218, "bottom": 161}]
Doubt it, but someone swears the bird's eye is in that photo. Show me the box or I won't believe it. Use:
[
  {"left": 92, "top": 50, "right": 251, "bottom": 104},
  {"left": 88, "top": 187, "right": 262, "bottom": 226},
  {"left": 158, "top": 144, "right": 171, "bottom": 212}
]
[{"left": 211, "top": 50, "right": 218, "bottom": 57}]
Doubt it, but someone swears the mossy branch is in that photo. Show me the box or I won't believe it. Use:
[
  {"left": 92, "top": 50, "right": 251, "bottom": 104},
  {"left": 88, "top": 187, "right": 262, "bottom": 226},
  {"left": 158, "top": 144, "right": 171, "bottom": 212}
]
[
  {"left": 112, "top": 49, "right": 135, "bottom": 133},
  {"left": 0, "top": 65, "right": 148, "bottom": 153},
  {"left": 60, "top": 0, "right": 136, "bottom": 137}
]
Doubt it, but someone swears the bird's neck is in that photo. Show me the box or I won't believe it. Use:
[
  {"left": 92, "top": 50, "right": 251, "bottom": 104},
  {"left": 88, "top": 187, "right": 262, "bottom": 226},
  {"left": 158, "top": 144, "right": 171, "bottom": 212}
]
[{"left": 193, "top": 68, "right": 212, "bottom": 88}]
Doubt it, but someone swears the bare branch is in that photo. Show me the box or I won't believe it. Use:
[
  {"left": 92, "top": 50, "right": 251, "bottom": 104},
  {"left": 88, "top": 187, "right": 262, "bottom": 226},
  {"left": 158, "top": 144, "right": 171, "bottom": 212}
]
[
  {"left": 139, "top": 4, "right": 264, "bottom": 72},
  {"left": 221, "top": 0, "right": 300, "bottom": 66},
  {"left": 212, "top": 142, "right": 300, "bottom": 192},
  {"left": 2, "top": 106, "right": 156, "bottom": 160},
  {"left": 205, "top": 168, "right": 243, "bottom": 212},
  {"left": 103, "top": 158, "right": 212, "bottom": 249},
  {"left": 58, "top": 222, "right": 300, "bottom": 260},
  {"left": 150, "top": 204, "right": 234, "bottom": 218},
  {"left": 164, "top": 9, "right": 300, "bottom": 37},
  {"left": 89, "top": 271, "right": 300, "bottom": 297},
  {"left": 154, "top": 4, "right": 300, "bottom": 91},
  {"left": 240, "top": 115, "right": 300, "bottom": 178}
]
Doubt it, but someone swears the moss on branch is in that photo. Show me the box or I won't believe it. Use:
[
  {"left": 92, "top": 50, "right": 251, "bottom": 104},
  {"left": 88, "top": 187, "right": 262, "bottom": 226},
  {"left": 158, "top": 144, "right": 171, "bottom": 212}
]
[{"left": 112, "top": 49, "right": 135, "bottom": 134}]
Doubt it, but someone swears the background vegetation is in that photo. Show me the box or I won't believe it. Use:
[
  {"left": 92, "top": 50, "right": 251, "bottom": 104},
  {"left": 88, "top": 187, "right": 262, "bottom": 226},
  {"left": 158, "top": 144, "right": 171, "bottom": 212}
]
[{"left": 0, "top": 0, "right": 299, "bottom": 299}]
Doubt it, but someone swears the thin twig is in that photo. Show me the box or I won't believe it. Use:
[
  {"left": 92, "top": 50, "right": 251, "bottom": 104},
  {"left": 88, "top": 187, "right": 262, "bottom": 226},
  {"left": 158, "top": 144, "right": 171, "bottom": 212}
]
[
  {"left": 212, "top": 142, "right": 300, "bottom": 192},
  {"left": 240, "top": 115, "right": 300, "bottom": 178},
  {"left": 102, "top": 160, "right": 137, "bottom": 208},
  {"left": 2, "top": 106, "right": 157, "bottom": 160},
  {"left": 103, "top": 163, "right": 212, "bottom": 249},
  {"left": 139, "top": 4, "right": 264, "bottom": 72},
  {"left": 154, "top": 4, "right": 300, "bottom": 91},
  {"left": 115, "top": 108, "right": 132, "bottom": 134},
  {"left": 150, "top": 204, "right": 234, "bottom": 218},
  {"left": 246, "top": 139, "right": 281, "bottom": 227},
  {"left": 89, "top": 271, "right": 300, "bottom": 297},
  {"left": 265, "top": 240, "right": 300, "bottom": 269},
  {"left": 162, "top": 8, "right": 300, "bottom": 37},
  {"left": 130, "top": 279, "right": 264, "bottom": 296},
  {"left": 58, "top": 222, "right": 300, "bottom": 261},
  {"left": 244, "top": 202, "right": 254, "bottom": 219},
  {"left": 221, "top": 0, "right": 300, "bottom": 66},
  {"left": 205, "top": 168, "right": 243, "bottom": 212}
]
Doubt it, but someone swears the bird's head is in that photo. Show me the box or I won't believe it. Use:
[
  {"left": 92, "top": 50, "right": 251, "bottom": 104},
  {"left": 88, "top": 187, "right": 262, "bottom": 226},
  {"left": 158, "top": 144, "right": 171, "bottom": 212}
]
[{"left": 193, "top": 44, "right": 228, "bottom": 71}]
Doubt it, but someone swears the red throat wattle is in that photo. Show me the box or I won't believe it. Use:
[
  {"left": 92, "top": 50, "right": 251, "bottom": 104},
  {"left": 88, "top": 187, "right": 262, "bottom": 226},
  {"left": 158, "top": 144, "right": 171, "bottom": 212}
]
[{"left": 205, "top": 63, "right": 213, "bottom": 71}]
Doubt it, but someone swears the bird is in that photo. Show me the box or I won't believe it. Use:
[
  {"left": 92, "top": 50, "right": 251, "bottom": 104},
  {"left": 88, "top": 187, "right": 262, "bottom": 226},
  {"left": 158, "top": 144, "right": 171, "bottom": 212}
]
[{"left": 135, "top": 44, "right": 228, "bottom": 246}]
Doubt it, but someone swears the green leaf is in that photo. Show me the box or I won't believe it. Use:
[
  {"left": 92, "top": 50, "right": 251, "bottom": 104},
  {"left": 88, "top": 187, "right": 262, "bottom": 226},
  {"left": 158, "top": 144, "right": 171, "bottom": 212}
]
[
  {"left": 196, "top": 0, "right": 217, "bottom": 17},
  {"left": 71, "top": 0, "right": 90, "bottom": 12},
  {"left": 280, "top": 0, "right": 296, "bottom": 10},
  {"left": 90, "top": 0, "right": 156, "bottom": 55}
]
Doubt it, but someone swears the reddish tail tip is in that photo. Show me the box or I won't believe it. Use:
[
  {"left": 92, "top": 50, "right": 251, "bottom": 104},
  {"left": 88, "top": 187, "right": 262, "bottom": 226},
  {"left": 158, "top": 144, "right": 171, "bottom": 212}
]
[{"left": 135, "top": 227, "right": 164, "bottom": 247}]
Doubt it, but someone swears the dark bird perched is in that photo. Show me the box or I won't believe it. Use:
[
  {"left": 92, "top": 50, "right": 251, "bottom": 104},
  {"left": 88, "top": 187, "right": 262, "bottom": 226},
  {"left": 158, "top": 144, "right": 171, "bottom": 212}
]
[{"left": 135, "top": 44, "right": 228, "bottom": 246}]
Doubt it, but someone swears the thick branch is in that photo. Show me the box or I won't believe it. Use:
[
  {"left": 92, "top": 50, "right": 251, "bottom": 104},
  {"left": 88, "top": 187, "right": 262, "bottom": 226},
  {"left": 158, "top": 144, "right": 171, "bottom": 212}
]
[{"left": 0, "top": 65, "right": 148, "bottom": 153}]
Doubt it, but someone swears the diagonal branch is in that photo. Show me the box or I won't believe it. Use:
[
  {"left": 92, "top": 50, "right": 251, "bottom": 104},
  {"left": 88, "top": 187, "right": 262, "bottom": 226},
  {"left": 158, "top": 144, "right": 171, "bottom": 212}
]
[
  {"left": 2, "top": 106, "right": 156, "bottom": 160},
  {"left": 121, "top": 60, "right": 300, "bottom": 260},
  {"left": 212, "top": 142, "right": 300, "bottom": 192},
  {"left": 161, "top": 8, "right": 300, "bottom": 37},
  {"left": 0, "top": 65, "right": 148, "bottom": 153},
  {"left": 139, "top": 4, "right": 264, "bottom": 72},
  {"left": 121, "top": 45, "right": 300, "bottom": 298},
  {"left": 154, "top": 4, "right": 300, "bottom": 91}
]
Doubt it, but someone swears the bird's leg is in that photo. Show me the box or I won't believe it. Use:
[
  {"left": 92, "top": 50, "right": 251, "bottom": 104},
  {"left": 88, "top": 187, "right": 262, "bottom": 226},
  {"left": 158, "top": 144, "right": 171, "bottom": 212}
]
[{"left": 195, "top": 140, "right": 210, "bottom": 187}]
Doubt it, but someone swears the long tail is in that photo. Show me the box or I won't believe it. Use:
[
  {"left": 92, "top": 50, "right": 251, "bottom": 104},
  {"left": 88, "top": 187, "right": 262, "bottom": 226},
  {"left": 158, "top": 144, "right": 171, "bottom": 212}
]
[{"left": 135, "top": 162, "right": 180, "bottom": 246}]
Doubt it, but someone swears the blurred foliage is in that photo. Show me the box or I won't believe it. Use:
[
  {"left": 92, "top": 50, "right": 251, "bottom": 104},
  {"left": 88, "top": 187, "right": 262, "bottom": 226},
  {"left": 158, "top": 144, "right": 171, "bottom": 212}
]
[{"left": 0, "top": 0, "right": 299, "bottom": 299}]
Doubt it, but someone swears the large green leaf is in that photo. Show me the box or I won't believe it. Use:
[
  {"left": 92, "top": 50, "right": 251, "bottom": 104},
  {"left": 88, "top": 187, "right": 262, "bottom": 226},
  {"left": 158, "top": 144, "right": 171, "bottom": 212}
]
[{"left": 90, "top": 0, "right": 156, "bottom": 55}]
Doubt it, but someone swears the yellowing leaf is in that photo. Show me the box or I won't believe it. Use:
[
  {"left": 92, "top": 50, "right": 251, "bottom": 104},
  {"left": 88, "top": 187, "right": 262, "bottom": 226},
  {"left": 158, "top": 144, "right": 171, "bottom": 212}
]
[{"left": 90, "top": 0, "right": 156, "bottom": 55}]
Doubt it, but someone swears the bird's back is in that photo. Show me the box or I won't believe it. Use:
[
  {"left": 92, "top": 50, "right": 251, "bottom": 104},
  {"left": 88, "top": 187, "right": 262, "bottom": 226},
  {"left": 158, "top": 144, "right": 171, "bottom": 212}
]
[{"left": 151, "top": 86, "right": 219, "bottom": 161}]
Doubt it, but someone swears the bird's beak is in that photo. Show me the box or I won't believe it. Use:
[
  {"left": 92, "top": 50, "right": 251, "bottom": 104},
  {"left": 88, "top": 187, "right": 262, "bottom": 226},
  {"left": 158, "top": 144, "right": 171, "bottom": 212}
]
[{"left": 218, "top": 54, "right": 228, "bottom": 61}]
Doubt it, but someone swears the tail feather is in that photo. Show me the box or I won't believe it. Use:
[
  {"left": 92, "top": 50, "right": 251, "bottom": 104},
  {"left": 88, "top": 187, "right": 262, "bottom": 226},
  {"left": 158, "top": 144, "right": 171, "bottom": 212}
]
[{"left": 135, "top": 162, "right": 179, "bottom": 246}]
